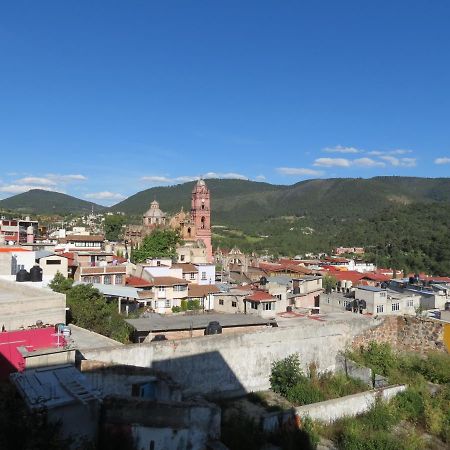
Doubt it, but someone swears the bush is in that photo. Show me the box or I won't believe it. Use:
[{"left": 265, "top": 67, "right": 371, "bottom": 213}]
[
  {"left": 394, "top": 389, "right": 424, "bottom": 422},
  {"left": 172, "top": 306, "right": 181, "bottom": 313},
  {"left": 287, "top": 378, "right": 325, "bottom": 405},
  {"left": 270, "top": 354, "right": 304, "bottom": 397}
]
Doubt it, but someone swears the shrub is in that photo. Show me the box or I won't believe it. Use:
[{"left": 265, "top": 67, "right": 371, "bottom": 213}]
[
  {"left": 394, "top": 389, "right": 424, "bottom": 422},
  {"left": 171, "top": 306, "right": 181, "bottom": 313},
  {"left": 361, "top": 399, "right": 399, "bottom": 433},
  {"left": 270, "top": 354, "right": 304, "bottom": 397},
  {"left": 287, "top": 378, "right": 325, "bottom": 405}
]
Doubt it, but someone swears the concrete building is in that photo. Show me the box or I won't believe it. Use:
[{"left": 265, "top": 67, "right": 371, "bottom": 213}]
[
  {"left": 0, "top": 216, "right": 38, "bottom": 244},
  {"left": 244, "top": 291, "right": 277, "bottom": 318},
  {"left": 355, "top": 286, "right": 419, "bottom": 316},
  {"left": 126, "top": 313, "right": 275, "bottom": 342},
  {"left": 289, "top": 276, "right": 323, "bottom": 310},
  {"left": 55, "top": 234, "right": 104, "bottom": 252},
  {"left": 11, "top": 365, "right": 101, "bottom": 448},
  {"left": 75, "top": 265, "right": 127, "bottom": 285},
  {"left": 0, "top": 278, "right": 66, "bottom": 331}
]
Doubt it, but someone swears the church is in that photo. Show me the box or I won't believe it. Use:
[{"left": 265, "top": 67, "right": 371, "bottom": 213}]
[{"left": 124, "top": 179, "right": 213, "bottom": 263}]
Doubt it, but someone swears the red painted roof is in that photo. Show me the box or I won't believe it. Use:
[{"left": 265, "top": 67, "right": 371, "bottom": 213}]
[
  {"left": 245, "top": 291, "right": 276, "bottom": 302},
  {"left": 0, "top": 328, "right": 66, "bottom": 379},
  {"left": 126, "top": 276, "right": 153, "bottom": 287},
  {"left": 0, "top": 247, "right": 30, "bottom": 252}
]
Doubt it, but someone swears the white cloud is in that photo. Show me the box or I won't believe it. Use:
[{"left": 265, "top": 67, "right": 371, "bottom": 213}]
[
  {"left": 277, "top": 167, "right": 324, "bottom": 176},
  {"left": 380, "top": 156, "right": 417, "bottom": 167},
  {"left": 140, "top": 176, "right": 173, "bottom": 183},
  {"left": 16, "top": 177, "right": 57, "bottom": 186},
  {"left": 141, "top": 172, "right": 248, "bottom": 184},
  {"left": 0, "top": 184, "right": 62, "bottom": 194},
  {"left": 313, "top": 158, "right": 351, "bottom": 168},
  {"left": 254, "top": 175, "right": 266, "bottom": 181},
  {"left": 353, "top": 158, "right": 386, "bottom": 168},
  {"left": 323, "top": 145, "right": 361, "bottom": 154},
  {"left": 368, "top": 149, "right": 412, "bottom": 156},
  {"left": 434, "top": 157, "right": 450, "bottom": 165},
  {"left": 46, "top": 174, "right": 87, "bottom": 182},
  {"left": 85, "top": 191, "right": 126, "bottom": 201}
]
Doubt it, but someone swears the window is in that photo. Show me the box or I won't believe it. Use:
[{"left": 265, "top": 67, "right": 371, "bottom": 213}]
[
  {"left": 376, "top": 305, "right": 384, "bottom": 313},
  {"left": 115, "top": 274, "right": 123, "bottom": 284},
  {"left": 104, "top": 275, "right": 111, "bottom": 285},
  {"left": 201, "top": 271, "right": 207, "bottom": 280},
  {"left": 275, "top": 294, "right": 282, "bottom": 300},
  {"left": 157, "top": 261, "right": 161, "bottom": 266},
  {"left": 180, "top": 255, "right": 185, "bottom": 262},
  {"left": 165, "top": 299, "right": 171, "bottom": 308},
  {"left": 232, "top": 301, "right": 237, "bottom": 307},
  {"left": 380, "top": 292, "right": 386, "bottom": 297},
  {"left": 263, "top": 303, "right": 273, "bottom": 311},
  {"left": 46, "top": 259, "right": 61, "bottom": 265},
  {"left": 84, "top": 276, "right": 92, "bottom": 283},
  {"left": 190, "top": 273, "right": 195, "bottom": 280},
  {"left": 391, "top": 302, "right": 400, "bottom": 311},
  {"left": 407, "top": 299, "right": 414, "bottom": 307},
  {"left": 251, "top": 302, "right": 258, "bottom": 310},
  {"left": 219, "top": 299, "right": 224, "bottom": 305},
  {"left": 159, "top": 286, "right": 165, "bottom": 292},
  {"left": 92, "top": 276, "right": 100, "bottom": 283},
  {"left": 174, "top": 285, "right": 186, "bottom": 292}
]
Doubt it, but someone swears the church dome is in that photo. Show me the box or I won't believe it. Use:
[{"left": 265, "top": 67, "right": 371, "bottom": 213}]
[{"left": 143, "top": 200, "right": 166, "bottom": 218}]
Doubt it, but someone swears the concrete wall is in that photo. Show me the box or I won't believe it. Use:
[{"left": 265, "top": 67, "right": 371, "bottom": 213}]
[
  {"left": 81, "top": 317, "right": 377, "bottom": 396},
  {"left": 40, "top": 255, "right": 69, "bottom": 278},
  {"left": 0, "top": 279, "right": 66, "bottom": 330},
  {"left": 262, "top": 385, "right": 406, "bottom": 430}
]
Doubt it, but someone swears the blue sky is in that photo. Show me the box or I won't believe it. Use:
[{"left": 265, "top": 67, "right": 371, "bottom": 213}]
[{"left": 1, "top": 1, "right": 449, "bottom": 205}]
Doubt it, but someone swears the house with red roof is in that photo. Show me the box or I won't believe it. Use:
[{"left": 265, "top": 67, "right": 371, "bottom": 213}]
[{"left": 243, "top": 290, "right": 277, "bottom": 319}]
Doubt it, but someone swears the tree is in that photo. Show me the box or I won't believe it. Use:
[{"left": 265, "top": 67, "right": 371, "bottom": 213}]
[
  {"left": 270, "top": 353, "right": 304, "bottom": 397},
  {"left": 48, "top": 274, "right": 131, "bottom": 343},
  {"left": 104, "top": 214, "right": 126, "bottom": 241},
  {"left": 322, "top": 274, "right": 337, "bottom": 294},
  {"left": 48, "top": 271, "right": 73, "bottom": 294},
  {"left": 132, "top": 229, "right": 181, "bottom": 262}
]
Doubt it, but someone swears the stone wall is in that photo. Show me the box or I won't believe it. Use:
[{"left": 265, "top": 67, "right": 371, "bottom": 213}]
[{"left": 352, "top": 315, "right": 448, "bottom": 353}]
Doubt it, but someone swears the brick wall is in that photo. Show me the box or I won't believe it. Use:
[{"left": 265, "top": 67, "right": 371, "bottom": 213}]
[{"left": 353, "top": 316, "right": 447, "bottom": 353}]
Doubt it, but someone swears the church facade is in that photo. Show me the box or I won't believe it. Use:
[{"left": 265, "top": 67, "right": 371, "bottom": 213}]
[{"left": 124, "top": 179, "right": 213, "bottom": 262}]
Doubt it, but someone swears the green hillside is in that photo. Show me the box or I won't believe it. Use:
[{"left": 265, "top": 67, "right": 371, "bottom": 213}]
[{"left": 0, "top": 189, "right": 106, "bottom": 215}]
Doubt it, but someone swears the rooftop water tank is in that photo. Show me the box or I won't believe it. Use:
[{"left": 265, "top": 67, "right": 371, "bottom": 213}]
[
  {"left": 30, "top": 265, "right": 43, "bottom": 282},
  {"left": 16, "top": 269, "right": 30, "bottom": 282},
  {"left": 204, "top": 321, "right": 222, "bottom": 335}
]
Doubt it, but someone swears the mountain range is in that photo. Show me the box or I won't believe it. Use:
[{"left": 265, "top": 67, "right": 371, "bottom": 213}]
[
  {"left": 1, "top": 177, "right": 450, "bottom": 222},
  {"left": 2, "top": 177, "right": 450, "bottom": 273}
]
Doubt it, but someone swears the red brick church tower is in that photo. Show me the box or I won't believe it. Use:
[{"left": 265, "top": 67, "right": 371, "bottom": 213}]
[{"left": 191, "top": 179, "right": 213, "bottom": 262}]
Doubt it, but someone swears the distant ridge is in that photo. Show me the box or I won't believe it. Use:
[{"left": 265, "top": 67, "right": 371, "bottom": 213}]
[
  {"left": 1, "top": 177, "right": 450, "bottom": 220},
  {"left": 0, "top": 189, "right": 106, "bottom": 215}
]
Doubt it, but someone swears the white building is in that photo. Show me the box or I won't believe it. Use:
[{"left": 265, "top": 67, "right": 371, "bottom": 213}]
[{"left": 355, "top": 286, "right": 419, "bottom": 316}]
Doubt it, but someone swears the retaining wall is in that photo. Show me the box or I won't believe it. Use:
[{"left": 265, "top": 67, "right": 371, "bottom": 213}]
[
  {"left": 262, "top": 384, "right": 406, "bottom": 431},
  {"left": 81, "top": 317, "right": 376, "bottom": 396}
]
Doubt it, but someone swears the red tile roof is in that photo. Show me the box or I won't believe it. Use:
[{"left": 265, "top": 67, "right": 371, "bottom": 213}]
[
  {"left": 151, "top": 276, "right": 189, "bottom": 286},
  {"left": 187, "top": 284, "right": 220, "bottom": 297},
  {"left": 126, "top": 276, "right": 153, "bottom": 288},
  {"left": 0, "top": 247, "right": 30, "bottom": 252},
  {"left": 245, "top": 291, "right": 276, "bottom": 302}
]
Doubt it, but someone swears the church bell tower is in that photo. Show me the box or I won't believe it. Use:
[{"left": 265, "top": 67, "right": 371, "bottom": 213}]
[{"left": 191, "top": 179, "right": 212, "bottom": 262}]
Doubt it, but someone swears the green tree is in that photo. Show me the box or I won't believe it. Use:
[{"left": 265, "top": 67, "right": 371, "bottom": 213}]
[
  {"left": 132, "top": 229, "right": 181, "bottom": 262},
  {"left": 322, "top": 273, "right": 337, "bottom": 294},
  {"left": 104, "top": 214, "right": 126, "bottom": 241},
  {"left": 48, "top": 275, "right": 131, "bottom": 343},
  {"left": 48, "top": 271, "right": 74, "bottom": 293},
  {"left": 270, "top": 353, "right": 304, "bottom": 397}
]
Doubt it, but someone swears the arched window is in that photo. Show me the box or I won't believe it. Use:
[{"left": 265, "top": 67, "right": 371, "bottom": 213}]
[
  {"left": 201, "top": 217, "right": 205, "bottom": 229},
  {"left": 187, "top": 227, "right": 191, "bottom": 237}
]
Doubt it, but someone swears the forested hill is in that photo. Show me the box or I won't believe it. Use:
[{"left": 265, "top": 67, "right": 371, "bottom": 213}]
[
  {"left": 0, "top": 189, "right": 106, "bottom": 214},
  {"left": 111, "top": 177, "right": 450, "bottom": 225}
]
